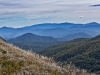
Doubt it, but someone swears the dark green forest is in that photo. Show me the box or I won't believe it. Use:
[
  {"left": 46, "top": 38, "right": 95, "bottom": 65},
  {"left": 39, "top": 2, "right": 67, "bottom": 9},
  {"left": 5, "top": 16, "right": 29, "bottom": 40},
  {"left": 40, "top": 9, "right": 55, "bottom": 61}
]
[{"left": 40, "top": 35, "right": 100, "bottom": 74}]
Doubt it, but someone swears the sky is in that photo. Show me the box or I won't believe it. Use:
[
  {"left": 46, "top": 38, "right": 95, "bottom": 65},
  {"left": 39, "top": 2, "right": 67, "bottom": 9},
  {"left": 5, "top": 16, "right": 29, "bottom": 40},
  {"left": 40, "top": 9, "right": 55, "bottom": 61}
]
[{"left": 0, "top": 0, "right": 100, "bottom": 28}]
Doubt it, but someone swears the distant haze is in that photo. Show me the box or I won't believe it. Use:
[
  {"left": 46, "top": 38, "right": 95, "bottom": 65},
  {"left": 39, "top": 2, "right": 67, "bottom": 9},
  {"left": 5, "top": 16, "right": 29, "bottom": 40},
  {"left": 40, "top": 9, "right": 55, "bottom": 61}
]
[{"left": 0, "top": 0, "right": 100, "bottom": 28}]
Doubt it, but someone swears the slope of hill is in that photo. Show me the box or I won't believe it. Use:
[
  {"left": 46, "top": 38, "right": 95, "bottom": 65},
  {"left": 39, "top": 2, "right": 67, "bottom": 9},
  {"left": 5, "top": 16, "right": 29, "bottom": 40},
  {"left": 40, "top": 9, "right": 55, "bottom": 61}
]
[
  {"left": 63, "top": 32, "right": 91, "bottom": 41},
  {"left": 0, "top": 37, "right": 93, "bottom": 75},
  {"left": 8, "top": 33, "right": 62, "bottom": 52},
  {"left": 40, "top": 35, "right": 100, "bottom": 74}
]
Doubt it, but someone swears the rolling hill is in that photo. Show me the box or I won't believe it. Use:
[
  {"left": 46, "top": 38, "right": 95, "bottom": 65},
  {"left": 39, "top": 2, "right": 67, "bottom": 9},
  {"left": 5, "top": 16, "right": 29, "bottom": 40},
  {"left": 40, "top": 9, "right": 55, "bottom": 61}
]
[
  {"left": 8, "top": 33, "right": 62, "bottom": 52},
  {"left": 0, "top": 37, "right": 93, "bottom": 75},
  {"left": 62, "top": 32, "right": 91, "bottom": 41},
  {"left": 40, "top": 35, "right": 100, "bottom": 74}
]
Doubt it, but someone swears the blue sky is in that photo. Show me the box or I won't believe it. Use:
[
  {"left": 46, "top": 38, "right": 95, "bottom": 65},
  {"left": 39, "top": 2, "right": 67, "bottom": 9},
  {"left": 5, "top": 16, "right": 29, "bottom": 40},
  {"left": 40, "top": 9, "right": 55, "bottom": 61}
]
[{"left": 0, "top": 0, "right": 100, "bottom": 28}]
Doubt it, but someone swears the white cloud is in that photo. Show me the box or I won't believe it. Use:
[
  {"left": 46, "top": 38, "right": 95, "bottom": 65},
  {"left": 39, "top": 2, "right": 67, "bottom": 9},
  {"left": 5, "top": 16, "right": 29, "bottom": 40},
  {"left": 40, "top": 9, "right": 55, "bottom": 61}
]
[{"left": 0, "top": 0, "right": 100, "bottom": 27}]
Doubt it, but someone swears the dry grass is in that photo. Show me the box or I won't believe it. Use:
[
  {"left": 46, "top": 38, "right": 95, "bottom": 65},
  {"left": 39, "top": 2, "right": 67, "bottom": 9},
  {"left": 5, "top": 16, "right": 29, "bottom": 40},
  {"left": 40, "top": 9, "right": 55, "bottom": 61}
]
[{"left": 0, "top": 38, "right": 97, "bottom": 75}]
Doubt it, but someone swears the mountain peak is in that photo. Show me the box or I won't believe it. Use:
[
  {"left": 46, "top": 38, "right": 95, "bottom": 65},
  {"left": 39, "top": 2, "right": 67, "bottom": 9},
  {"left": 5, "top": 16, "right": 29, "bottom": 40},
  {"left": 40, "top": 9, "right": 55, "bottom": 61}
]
[
  {"left": 18, "top": 33, "right": 40, "bottom": 38},
  {"left": 86, "top": 22, "right": 99, "bottom": 25},
  {"left": 1, "top": 26, "right": 11, "bottom": 28},
  {"left": 9, "top": 33, "right": 58, "bottom": 45},
  {"left": 22, "top": 33, "right": 36, "bottom": 36}
]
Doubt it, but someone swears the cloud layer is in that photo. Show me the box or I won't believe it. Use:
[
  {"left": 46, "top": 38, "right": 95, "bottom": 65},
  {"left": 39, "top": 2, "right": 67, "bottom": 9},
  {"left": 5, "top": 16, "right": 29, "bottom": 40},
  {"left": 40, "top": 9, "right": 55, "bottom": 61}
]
[{"left": 0, "top": 0, "right": 100, "bottom": 27}]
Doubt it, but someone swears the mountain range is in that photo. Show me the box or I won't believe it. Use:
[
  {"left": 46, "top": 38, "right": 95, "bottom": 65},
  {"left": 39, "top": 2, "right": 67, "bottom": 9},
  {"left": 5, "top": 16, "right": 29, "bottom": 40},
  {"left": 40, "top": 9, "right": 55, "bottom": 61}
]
[
  {"left": 8, "top": 32, "right": 92, "bottom": 52},
  {"left": 0, "top": 22, "right": 100, "bottom": 40}
]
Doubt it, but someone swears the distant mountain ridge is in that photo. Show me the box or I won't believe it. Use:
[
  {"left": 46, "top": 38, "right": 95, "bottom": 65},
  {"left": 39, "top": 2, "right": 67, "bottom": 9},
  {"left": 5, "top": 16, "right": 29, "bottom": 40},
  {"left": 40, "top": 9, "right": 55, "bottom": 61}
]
[
  {"left": 0, "top": 22, "right": 100, "bottom": 40},
  {"left": 62, "top": 32, "right": 91, "bottom": 41}
]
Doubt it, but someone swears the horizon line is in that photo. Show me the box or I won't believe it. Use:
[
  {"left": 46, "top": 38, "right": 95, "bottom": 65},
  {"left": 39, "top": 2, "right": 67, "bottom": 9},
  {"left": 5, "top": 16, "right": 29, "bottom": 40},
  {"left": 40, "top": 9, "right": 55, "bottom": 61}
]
[{"left": 0, "top": 21, "right": 99, "bottom": 28}]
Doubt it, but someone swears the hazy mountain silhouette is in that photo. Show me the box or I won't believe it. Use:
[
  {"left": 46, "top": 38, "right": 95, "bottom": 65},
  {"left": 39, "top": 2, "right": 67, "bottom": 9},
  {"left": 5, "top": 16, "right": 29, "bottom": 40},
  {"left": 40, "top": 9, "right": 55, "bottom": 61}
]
[
  {"left": 8, "top": 33, "right": 62, "bottom": 52},
  {"left": 0, "top": 22, "right": 100, "bottom": 40},
  {"left": 62, "top": 32, "right": 91, "bottom": 41}
]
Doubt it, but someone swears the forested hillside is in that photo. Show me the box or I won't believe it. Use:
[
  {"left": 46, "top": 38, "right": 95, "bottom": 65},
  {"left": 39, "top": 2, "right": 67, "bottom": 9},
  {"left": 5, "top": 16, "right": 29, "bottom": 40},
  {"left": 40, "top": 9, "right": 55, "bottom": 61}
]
[{"left": 40, "top": 35, "right": 100, "bottom": 74}]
